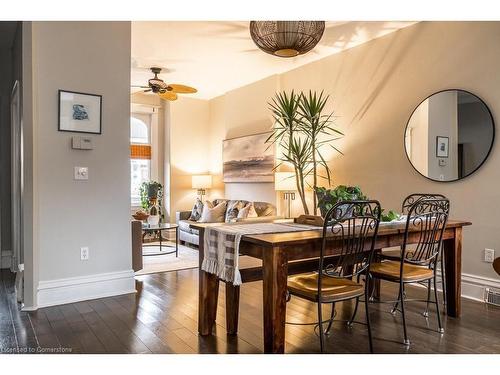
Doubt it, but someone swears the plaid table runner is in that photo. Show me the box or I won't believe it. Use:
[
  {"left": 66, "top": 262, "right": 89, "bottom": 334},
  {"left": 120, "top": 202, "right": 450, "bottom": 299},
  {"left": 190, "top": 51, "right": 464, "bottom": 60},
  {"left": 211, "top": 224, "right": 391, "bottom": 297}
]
[{"left": 201, "top": 222, "right": 320, "bottom": 285}]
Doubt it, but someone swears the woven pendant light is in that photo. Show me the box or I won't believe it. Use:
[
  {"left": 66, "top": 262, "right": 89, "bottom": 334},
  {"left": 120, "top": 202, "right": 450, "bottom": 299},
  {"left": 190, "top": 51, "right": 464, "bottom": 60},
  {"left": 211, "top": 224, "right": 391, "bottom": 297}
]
[{"left": 249, "top": 21, "right": 325, "bottom": 58}]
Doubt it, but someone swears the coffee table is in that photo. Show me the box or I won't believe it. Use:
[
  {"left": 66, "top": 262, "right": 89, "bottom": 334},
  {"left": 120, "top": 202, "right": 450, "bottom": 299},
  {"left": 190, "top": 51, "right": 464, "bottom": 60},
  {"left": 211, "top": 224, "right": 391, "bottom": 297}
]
[{"left": 141, "top": 223, "right": 178, "bottom": 257}]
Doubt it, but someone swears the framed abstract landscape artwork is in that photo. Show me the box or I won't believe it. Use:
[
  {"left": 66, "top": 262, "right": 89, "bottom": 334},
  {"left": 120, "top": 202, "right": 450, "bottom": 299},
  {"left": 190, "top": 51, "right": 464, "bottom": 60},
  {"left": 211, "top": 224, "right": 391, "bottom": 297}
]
[
  {"left": 223, "top": 132, "right": 274, "bottom": 183},
  {"left": 58, "top": 90, "right": 102, "bottom": 134}
]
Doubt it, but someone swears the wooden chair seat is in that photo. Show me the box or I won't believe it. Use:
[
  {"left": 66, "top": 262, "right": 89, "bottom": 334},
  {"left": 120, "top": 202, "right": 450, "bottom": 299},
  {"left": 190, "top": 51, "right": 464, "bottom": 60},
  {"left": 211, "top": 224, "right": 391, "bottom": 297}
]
[
  {"left": 379, "top": 248, "right": 402, "bottom": 261},
  {"left": 370, "top": 261, "right": 433, "bottom": 282},
  {"left": 288, "top": 272, "right": 365, "bottom": 303}
]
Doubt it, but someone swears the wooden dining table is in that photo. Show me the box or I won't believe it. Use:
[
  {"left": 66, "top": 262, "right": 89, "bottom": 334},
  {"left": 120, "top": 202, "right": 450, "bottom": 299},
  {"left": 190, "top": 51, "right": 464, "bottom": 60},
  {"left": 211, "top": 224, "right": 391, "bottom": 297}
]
[{"left": 193, "top": 219, "right": 471, "bottom": 354}]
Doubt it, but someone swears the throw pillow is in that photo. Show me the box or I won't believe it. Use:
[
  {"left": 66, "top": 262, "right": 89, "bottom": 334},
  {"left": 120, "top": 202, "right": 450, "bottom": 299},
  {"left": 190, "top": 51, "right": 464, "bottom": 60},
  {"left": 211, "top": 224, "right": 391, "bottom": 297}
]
[
  {"left": 237, "top": 203, "right": 259, "bottom": 219},
  {"left": 198, "top": 201, "right": 227, "bottom": 223},
  {"left": 225, "top": 200, "right": 247, "bottom": 222},
  {"left": 189, "top": 198, "right": 204, "bottom": 221}
]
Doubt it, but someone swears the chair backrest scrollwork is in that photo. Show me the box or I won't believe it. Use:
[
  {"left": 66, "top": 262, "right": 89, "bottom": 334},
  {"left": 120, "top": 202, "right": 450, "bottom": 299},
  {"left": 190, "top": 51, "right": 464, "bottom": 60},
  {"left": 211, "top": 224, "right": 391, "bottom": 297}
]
[
  {"left": 319, "top": 200, "right": 382, "bottom": 293},
  {"left": 402, "top": 198, "right": 450, "bottom": 266}
]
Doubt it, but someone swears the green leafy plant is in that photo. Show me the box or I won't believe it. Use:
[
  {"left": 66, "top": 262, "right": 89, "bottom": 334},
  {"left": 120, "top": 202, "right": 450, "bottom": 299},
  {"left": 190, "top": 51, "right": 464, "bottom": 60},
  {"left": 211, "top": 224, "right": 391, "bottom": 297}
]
[
  {"left": 298, "top": 91, "right": 344, "bottom": 214},
  {"left": 266, "top": 90, "right": 343, "bottom": 215},
  {"left": 380, "top": 209, "right": 400, "bottom": 222},
  {"left": 267, "top": 91, "right": 311, "bottom": 214},
  {"left": 315, "top": 185, "right": 400, "bottom": 222},
  {"left": 139, "top": 181, "right": 164, "bottom": 217},
  {"left": 315, "top": 185, "right": 366, "bottom": 217}
]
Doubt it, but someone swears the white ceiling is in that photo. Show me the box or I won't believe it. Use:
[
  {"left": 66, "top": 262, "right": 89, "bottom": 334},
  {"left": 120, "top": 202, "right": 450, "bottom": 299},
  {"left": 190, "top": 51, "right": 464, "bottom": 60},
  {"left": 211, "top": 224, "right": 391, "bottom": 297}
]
[{"left": 131, "top": 21, "right": 416, "bottom": 100}]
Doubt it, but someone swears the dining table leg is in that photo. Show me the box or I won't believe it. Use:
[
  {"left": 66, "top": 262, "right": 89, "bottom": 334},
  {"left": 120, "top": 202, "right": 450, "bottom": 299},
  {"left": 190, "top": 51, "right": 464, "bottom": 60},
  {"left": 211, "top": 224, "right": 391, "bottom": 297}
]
[
  {"left": 225, "top": 283, "right": 240, "bottom": 335},
  {"left": 262, "top": 246, "right": 288, "bottom": 354},
  {"left": 443, "top": 227, "right": 462, "bottom": 318},
  {"left": 198, "top": 227, "right": 220, "bottom": 335}
]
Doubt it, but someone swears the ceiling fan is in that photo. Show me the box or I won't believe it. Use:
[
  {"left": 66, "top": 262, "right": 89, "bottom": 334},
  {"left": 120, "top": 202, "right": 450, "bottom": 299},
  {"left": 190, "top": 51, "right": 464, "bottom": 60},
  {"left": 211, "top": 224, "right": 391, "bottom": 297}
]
[{"left": 131, "top": 67, "right": 197, "bottom": 101}]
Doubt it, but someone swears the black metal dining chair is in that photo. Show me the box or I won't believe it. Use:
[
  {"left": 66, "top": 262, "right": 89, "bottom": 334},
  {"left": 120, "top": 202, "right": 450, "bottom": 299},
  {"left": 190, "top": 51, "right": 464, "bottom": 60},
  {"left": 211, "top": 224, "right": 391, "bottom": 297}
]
[
  {"left": 380, "top": 193, "right": 448, "bottom": 313},
  {"left": 369, "top": 197, "right": 450, "bottom": 346},
  {"left": 287, "top": 200, "right": 381, "bottom": 353}
]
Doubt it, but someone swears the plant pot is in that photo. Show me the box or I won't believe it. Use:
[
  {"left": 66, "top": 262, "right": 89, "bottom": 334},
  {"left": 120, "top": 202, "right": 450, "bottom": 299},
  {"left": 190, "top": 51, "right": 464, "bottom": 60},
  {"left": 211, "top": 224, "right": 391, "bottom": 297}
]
[
  {"left": 294, "top": 215, "right": 324, "bottom": 226},
  {"left": 147, "top": 215, "right": 160, "bottom": 226}
]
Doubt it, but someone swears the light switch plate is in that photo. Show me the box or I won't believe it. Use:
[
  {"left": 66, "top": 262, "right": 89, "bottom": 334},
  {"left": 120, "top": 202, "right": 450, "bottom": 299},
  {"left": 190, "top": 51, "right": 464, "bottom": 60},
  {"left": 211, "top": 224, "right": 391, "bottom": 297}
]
[
  {"left": 72, "top": 136, "right": 93, "bottom": 150},
  {"left": 74, "top": 166, "right": 88, "bottom": 180},
  {"left": 80, "top": 247, "right": 89, "bottom": 261},
  {"left": 485, "top": 248, "right": 495, "bottom": 263}
]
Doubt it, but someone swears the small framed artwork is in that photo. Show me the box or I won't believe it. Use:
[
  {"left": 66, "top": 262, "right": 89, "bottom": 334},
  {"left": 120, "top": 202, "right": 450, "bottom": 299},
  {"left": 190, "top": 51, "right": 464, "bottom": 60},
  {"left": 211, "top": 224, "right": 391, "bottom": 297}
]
[
  {"left": 436, "top": 136, "right": 449, "bottom": 158},
  {"left": 58, "top": 90, "right": 102, "bottom": 134}
]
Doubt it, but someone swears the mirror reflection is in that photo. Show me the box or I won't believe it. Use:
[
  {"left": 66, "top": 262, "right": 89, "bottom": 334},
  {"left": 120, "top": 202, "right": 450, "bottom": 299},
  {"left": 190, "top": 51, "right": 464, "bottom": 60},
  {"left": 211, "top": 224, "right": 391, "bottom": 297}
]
[{"left": 405, "top": 90, "right": 494, "bottom": 182}]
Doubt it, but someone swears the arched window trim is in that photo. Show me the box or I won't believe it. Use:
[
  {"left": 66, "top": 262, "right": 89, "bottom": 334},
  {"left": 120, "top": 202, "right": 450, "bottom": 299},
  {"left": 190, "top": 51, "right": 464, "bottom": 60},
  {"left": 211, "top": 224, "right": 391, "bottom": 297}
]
[{"left": 130, "top": 116, "right": 150, "bottom": 144}]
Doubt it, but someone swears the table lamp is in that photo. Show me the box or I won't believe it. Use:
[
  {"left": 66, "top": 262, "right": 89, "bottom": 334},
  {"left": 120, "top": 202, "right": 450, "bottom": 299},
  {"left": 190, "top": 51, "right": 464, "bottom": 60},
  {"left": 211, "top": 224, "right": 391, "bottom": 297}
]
[
  {"left": 192, "top": 174, "right": 212, "bottom": 201},
  {"left": 275, "top": 172, "right": 296, "bottom": 219}
]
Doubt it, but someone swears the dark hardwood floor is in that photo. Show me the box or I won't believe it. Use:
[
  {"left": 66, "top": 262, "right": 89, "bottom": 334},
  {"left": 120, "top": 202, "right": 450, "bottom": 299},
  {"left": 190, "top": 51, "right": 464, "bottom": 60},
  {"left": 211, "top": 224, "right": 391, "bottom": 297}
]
[{"left": 1, "top": 269, "right": 499, "bottom": 354}]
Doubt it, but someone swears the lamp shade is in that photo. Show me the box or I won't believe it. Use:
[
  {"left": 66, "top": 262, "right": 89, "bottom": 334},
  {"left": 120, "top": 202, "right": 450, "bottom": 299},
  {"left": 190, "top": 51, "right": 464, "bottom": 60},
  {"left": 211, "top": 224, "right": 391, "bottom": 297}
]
[
  {"left": 250, "top": 21, "right": 325, "bottom": 58},
  {"left": 274, "top": 172, "right": 296, "bottom": 191},
  {"left": 192, "top": 174, "right": 212, "bottom": 189}
]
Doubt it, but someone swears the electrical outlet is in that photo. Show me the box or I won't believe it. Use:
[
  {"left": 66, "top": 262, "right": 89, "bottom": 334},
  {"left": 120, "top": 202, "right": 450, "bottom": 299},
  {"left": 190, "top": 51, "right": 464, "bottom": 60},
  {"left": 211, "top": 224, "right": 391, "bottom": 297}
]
[
  {"left": 80, "top": 247, "right": 89, "bottom": 261},
  {"left": 74, "top": 166, "right": 88, "bottom": 180},
  {"left": 484, "top": 248, "right": 495, "bottom": 263}
]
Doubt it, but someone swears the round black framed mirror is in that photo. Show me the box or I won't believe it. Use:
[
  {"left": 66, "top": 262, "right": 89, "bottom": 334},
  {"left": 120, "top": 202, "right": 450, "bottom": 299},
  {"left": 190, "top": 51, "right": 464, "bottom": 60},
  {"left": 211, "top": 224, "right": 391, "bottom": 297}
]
[{"left": 404, "top": 89, "right": 495, "bottom": 182}]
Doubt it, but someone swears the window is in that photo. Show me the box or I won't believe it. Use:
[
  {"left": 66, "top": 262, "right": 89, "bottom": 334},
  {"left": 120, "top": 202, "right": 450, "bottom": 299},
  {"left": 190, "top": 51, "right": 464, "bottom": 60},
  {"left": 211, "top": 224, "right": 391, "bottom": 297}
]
[
  {"left": 130, "top": 115, "right": 151, "bottom": 206},
  {"left": 130, "top": 116, "right": 149, "bottom": 144}
]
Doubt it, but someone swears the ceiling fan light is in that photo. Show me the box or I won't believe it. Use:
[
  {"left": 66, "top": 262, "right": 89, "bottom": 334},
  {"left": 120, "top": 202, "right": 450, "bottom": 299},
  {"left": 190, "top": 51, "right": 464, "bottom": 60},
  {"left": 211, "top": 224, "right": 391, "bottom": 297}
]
[
  {"left": 250, "top": 21, "right": 325, "bottom": 58},
  {"left": 148, "top": 78, "right": 167, "bottom": 89}
]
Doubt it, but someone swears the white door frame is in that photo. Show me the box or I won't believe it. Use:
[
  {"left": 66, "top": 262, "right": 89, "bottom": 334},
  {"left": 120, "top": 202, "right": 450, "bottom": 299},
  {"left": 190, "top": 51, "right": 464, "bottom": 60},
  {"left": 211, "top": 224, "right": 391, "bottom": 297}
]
[{"left": 11, "top": 80, "right": 22, "bottom": 275}]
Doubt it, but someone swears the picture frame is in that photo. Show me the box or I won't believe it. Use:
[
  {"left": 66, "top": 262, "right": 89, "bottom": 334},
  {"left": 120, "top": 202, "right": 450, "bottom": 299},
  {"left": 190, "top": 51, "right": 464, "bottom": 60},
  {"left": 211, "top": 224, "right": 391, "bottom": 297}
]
[
  {"left": 223, "top": 132, "right": 274, "bottom": 183},
  {"left": 58, "top": 90, "right": 102, "bottom": 134},
  {"left": 436, "top": 136, "right": 449, "bottom": 158}
]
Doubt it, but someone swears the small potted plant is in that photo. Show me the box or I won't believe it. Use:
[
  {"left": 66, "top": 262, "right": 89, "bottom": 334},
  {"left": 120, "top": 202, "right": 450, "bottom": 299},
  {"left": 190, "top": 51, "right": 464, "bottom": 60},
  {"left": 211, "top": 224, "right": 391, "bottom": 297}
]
[
  {"left": 314, "top": 185, "right": 400, "bottom": 222},
  {"left": 315, "top": 185, "right": 366, "bottom": 217},
  {"left": 140, "top": 181, "right": 164, "bottom": 225}
]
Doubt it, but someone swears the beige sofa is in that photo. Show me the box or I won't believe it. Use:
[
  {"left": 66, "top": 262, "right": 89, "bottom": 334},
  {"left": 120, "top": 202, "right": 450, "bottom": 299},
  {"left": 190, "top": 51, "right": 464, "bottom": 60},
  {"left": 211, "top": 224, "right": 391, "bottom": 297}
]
[{"left": 176, "top": 199, "right": 280, "bottom": 246}]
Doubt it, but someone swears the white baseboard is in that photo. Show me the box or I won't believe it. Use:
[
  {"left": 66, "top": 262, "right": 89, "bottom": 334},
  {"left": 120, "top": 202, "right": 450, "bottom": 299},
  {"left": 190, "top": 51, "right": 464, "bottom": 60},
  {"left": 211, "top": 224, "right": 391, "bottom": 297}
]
[
  {"left": 1, "top": 250, "right": 12, "bottom": 269},
  {"left": 36, "top": 269, "right": 136, "bottom": 308},
  {"left": 460, "top": 273, "right": 500, "bottom": 302},
  {"left": 412, "top": 271, "right": 500, "bottom": 303}
]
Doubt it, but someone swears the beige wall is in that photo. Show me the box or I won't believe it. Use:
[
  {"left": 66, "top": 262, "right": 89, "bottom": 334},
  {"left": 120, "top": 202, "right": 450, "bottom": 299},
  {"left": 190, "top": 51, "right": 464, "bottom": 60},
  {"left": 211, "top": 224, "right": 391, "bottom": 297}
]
[
  {"left": 169, "top": 96, "right": 210, "bottom": 221},
  {"left": 209, "top": 75, "right": 280, "bottom": 205},
  {"left": 168, "top": 21, "right": 499, "bottom": 282},
  {"left": 279, "top": 21, "right": 500, "bottom": 280},
  {"left": 25, "top": 22, "right": 133, "bottom": 307}
]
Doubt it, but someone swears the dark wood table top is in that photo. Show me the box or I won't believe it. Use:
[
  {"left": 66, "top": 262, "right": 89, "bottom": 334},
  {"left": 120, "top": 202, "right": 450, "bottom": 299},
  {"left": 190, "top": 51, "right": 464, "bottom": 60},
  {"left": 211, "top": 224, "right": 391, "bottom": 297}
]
[{"left": 191, "top": 219, "right": 471, "bottom": 246}]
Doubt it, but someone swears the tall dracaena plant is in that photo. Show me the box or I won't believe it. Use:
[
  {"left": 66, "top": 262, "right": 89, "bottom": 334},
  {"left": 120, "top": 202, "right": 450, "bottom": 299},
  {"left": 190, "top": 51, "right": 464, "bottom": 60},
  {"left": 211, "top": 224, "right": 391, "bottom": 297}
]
[
  {"left": 298, "top": 90, "right": 343, "bottom": 214},
  {"left": 267, "top": 91, "right": 311, "bottom": 214},
  {"left": 279, "top": 137, "right": 313, "bottom": 215}
]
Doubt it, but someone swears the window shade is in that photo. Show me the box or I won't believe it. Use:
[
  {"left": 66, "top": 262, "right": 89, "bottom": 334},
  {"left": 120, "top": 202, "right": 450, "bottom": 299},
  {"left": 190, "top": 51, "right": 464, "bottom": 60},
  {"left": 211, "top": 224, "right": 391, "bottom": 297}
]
[{"left": 130, "top": 144, "right": 151, "bottom": 159}]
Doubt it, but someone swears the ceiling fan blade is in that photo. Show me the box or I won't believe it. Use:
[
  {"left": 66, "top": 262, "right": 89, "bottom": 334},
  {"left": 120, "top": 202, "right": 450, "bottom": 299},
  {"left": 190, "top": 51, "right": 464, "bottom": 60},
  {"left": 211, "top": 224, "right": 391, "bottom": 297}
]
[
  {"left": 159, "top": 92, "right": 178, "bottom": 101},
  {"left": 131, "top": 85, "right": 150, "bottom": 88},
  {"left": 143, "top": 89, "right": 152, "bottom": 93},
  {"left": 167, "top": 84, "right": 198, "bottom": 94}
]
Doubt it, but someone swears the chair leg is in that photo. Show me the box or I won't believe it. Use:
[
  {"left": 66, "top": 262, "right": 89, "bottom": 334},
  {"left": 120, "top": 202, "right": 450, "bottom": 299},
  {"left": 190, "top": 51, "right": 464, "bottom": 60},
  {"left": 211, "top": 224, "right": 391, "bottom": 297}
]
[
  {"left": 391, "top": 283, "right": 401, "bottom": 315},
  {"left": 400, "top": 283, "right": 410, "bottom": 346},
  {"left": 423, "top": 279, "right": 431, "bottom": 317},
  {"left": 348, "top": 297, "right": 360, "bottom": 327},
  {"left": 440, "top": 254, "right": 447, "bottom": 306},
  {"left": 434, "top": 274, "right": 444, "bottom": 333},
  {"left": 365, "top": 276, "right": 374, "bottom": 353},
  {"left": 318, "top": 303, "right": 325, "bottom": 353},
  {"left": 325, "top": 302, "right": 335, "bottom": 334}
]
